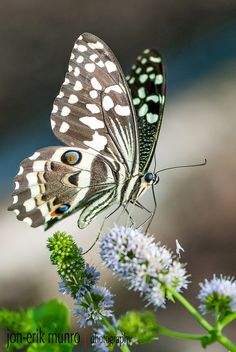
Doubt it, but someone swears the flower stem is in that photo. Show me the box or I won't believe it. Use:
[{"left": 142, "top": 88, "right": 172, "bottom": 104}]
[
  {"left": 167, "top": 288, "right": 236, "bottom": 351},
  {"left": 100, "top": 317, "right": 131, "bottom": 352},
  {"left": 120, "top": 346, "right": 131, "bottom": 352},
  {"left": 220, "top": 313, "right": 236, "bottom": 328},
  {"left": 167, "top": 288, "right": 213, "bottom": 332},
  {"left": 217, "top": 333, "right": 236, "bottom": 352},
  {"left": 157, "top": 325, "right": 204, "bottom": 340}
]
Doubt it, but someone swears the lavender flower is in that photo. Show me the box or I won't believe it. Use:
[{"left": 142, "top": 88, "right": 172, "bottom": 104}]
[
  {"left": 58, "top": 281, "right": 71, "bottom": 295},
  {"left": 100, "top": 226, "right": 188, "bottom": 308},
  {"left": 75, "top": 286, "right": 114, "bottom": 327},
  {"left": 198, "top": 275, "right": 236, "bottom": 315}
]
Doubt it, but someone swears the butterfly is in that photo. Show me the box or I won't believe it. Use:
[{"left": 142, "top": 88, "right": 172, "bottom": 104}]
[{"left": 8, "top": 33, "right": 166, "bottom": 230}]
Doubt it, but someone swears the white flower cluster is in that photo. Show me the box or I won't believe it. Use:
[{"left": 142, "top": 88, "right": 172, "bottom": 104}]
[
  {"left": 198, "top": 275, "right": 236, "bottom": 315},
  {"left": 100, "top": 226, "right": 189, "bottom": 308}
]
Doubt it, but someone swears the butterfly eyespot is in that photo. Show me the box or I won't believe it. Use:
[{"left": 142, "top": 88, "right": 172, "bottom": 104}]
[
  {"left": 51, "top": 204, "right": 70, "bottom": 217},
  {"left": 61, "top": 150, "right": 82, "bottom": 165}
]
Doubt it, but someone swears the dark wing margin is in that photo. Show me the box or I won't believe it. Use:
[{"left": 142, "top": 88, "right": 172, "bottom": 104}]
[{"left": 126, "top": 49, "right": 166, "bottom": 173}]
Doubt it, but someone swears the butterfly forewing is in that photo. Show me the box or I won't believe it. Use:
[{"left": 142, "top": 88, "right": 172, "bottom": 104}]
[
  {"left": 126, "top": 49, "right": 166, "bottom": 173},
  {"left": 51, "top": 33, "right": 139, "bottom": 174}
]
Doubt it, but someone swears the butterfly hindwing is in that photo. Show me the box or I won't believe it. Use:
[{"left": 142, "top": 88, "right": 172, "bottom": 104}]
[
  {"left": 8, "top": 147, "right": 124, "bottom": 228},
  {"left": 127, "top": 49, "right": 166, "bottom": 173},
  {"left": 51, "top": 32, "right": 139, "bottom": 174}
]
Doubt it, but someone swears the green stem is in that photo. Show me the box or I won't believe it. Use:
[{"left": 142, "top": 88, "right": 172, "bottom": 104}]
[
  {"left": 120, "top": 346, "right": 131, "bottom": 352},
  {"left": 157, "top": 325, "right": 204, "bottom": 340},
  {"left": 168, "top": 288, "right": 213, "bottom": 332},
  {"left": 167, "top": 288, "right": 236, "bottom": 351},
  {"left": 220, "top": 313, "right": 236, "bottom": 328},
  {"left": 217, "top": 333, "right": 236, "bottom": 352},
  {"left": 215, "top": 304, "right": 220, "bottom": 330},
  {"left": 100, "top": 317, "right": 131, "bottom": 352}
]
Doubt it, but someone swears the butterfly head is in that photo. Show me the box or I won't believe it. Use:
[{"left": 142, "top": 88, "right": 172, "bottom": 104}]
[{"left": 144, "top": 172, "right": 159, "bottom": 185}]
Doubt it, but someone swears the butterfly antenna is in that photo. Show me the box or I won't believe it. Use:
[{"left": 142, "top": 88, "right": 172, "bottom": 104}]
[
  {"left": 154, "top": 153, "right": 157, "bottom": 174},
  {"left": 156, "top": 158, "right": 207, "bottom": 175}
]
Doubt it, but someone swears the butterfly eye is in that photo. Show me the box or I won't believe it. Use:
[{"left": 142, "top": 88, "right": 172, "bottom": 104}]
[
  {"left": 61, "top": 150, "right": 82, "bottom": 165},
  {"left": 51, "top": 204, "right": 70, "bottom": 217},
  {"left": 144, "top": 172, "right": 154, "bottom": 183}
]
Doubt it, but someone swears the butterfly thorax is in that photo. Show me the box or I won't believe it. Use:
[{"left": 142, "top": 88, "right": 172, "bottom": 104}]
[{"left": 122, "top": 171, "right": 158, "bottom": 204}]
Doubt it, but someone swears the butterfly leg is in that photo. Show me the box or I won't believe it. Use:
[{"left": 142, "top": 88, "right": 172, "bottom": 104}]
[
  {"left": 82, "top": 204, "right": 122, "bottom": 255},
  {"left": 135, "top": 185, "right": 157, "bottom": 232},
  {"left": 123, "top": 205, "right": 135, "bottom": 227}
]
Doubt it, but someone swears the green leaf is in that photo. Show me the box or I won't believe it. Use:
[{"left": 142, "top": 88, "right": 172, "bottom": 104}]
[
  {"left": 27, "top": 343, "right": 74, "bottom": 352},
  {"left": 32, "top": 299, "right": 70, "bottom": 333},
  {"left": 0, "top": 299, "right": 74, "bottom": 351},
  {"left": 118, "top": 311, "right": 158, "bottom": 344}
]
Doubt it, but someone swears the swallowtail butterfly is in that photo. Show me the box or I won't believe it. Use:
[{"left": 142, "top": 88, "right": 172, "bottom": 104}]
[{"left": 9, "top": 33, "right": 166, "bottom": 229}]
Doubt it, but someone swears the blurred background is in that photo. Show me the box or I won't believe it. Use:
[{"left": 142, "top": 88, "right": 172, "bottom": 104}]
[{"left": 1, "top": 0, "right": 236, "bottom": 350}]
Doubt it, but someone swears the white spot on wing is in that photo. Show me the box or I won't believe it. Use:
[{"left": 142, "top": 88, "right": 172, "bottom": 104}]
[
  {"left": 68, "top": 94, "right": 79, "bottom": 104},
  {"left": 52, "top": 105, "right": 58, "bottom": 113},
  {"left": 97, "top": 60, "right": 104, "bottom": 68},
  {"left": 105, "top": 61, "right": 117, "bottom": 73},
  {"left": 61, "top": 106, "right": 71, "bottom": 116},
  {"left": 90, "top": 53, "right": 98, "bottom": 61},
  {"left": 78, "top": 45, "right": 87, "bottom": 52},
  {"left": 114, "top": 105, "right": 130, "bottom": 116},
  {"left": 84, "top": 131, "right": 107, "bottom": 151},
  {"left": 86, "top": 104, "right": 100, "bottom": 114},
  {"left": 13, "top": 195, "right": 18, "bottom": 204},
  {"left": 30, "top": 185, "right": 40, "bottom": 197},
  {"left": 57, "top": 91, "right": 64, "bottom": 98},
  {"left": 29, "top": 152, "right": 40, "bottom": 160},
  {"left": 51, "top": 119, "right": 56, "bottom": 130},
  {"left": 80, "top": 116, "right": 104, "bottom": 129},
  {"left": 63, "top": 78, "right": 70, "bottom": 85},
  {"left": 32, "top": 161, "right": 46, "bottom": 172},
  {"left": 105, "top": 85, "right": 123, "bottom": 94},
  {"left": 102, "top": 96, "right": 114, "bottom": 111},
  {"left": 59, "top": 121, "right": 70, "bottom": 133},
  {"left": 26, "top": 172, "right": 37, "bottom": 186},
  {"left": 18, "top": 166, "right": 24, "bottom": 175},
  {"left": 23, "top": 217, "right": 33, "bottom": 226},
  {"left": 74, "top": 67, "right": 80, "bottom": 77},
  {"left": 89, "top": 90, "right": 98, "bottom": 99},
  {"left": 91, "top": 77, "right": 102, "bottom": 90},
  {"left": 24, "top": 198, "right": 35, "bottom": 212},
  {"left": 88, "top": 41, "right": 104, "bottom": 49},
  {"left": 85, "top": 63, "right": 96, "bottom": 72},
  {"left": 14, "top": 209, "right": 20, "bottom": 216},
  {"left": 76, "top": 56, "right": 84, "bottom": 63},
  {"left": 74, "top": 81, "right": 83, "bottom": 91},
  {"left": 15, "top": 181, "right": 19, "bottom": 190}
]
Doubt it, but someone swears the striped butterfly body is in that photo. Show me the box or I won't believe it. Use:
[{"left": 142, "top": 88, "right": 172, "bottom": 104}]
[{"left": 9, "top": 33, "right": 166, "bottom": 229}]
